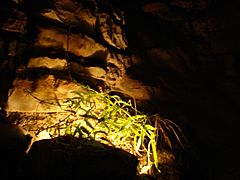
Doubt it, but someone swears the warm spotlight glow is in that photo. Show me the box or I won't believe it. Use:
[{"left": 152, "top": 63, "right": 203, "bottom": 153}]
[
  {"left": 7, "top": 83, "right": 160, "bottom": 175},
  {"left": 7, "top": 80, "right": 186, "bottom": 176}
]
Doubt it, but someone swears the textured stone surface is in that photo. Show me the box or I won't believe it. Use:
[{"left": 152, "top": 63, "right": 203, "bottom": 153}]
[
  {"left": 28, "top": 57, "right": 67, "bottom": 71},
  {"left": 6, "top": 75, "right": 82, "bottom": 112},
  {"left": 0, "top": 8, "right": 27, "bottom": 34},
  {"left": 97, "top": 13, "right": 128, "bottom": 50},
  {"left": 34, "top": 27, "right": 107, "bottom": 59},
  {"left": 1, "top": 0, "right": 240, "bottom": 179},
  {"left": 70, "top": 62, "right": 106, "bottom": 80},
  {"left": 54, "top": 0, "right": 97, "bottom": 35},
  {"left": 40, "top": 9, "right": 63, "bottom": 23}
]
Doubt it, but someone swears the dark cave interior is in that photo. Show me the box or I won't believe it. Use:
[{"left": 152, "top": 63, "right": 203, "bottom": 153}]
[{"left": 0, "top": 0, "right": 240, "bottom": 179}]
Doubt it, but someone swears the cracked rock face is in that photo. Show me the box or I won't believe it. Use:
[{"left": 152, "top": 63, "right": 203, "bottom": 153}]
[{"left": 1, "top": 0, "right": 240, "bottom": 179}]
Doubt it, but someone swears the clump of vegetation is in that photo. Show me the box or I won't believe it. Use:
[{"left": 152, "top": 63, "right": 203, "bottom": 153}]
[
  {"left": 55, "top": 85, "right": 160, "bottom": 173},
  {"left": 29, "top": 83, "right": 187, "bottom": 175}
]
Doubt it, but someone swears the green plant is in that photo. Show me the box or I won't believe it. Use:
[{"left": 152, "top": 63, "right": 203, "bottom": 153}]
[
  {"left": 53, "top": 84, "right": 160, "bottom": 173},
  {"left": 28, "top": 83, "right": 187, "bottom": 175}
]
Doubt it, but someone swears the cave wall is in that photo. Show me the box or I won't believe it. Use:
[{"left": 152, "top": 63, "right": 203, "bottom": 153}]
[{"left": 1, "top": 0, "right": 240, "bottom": 179}]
